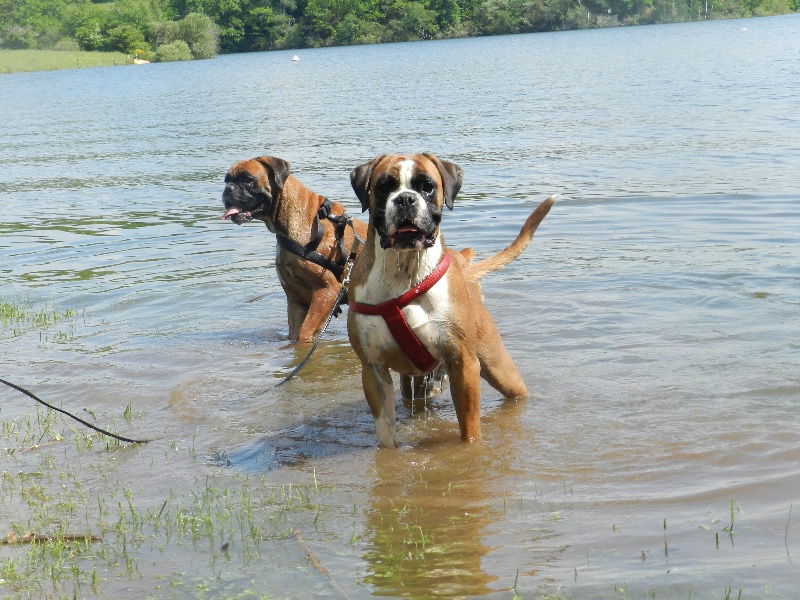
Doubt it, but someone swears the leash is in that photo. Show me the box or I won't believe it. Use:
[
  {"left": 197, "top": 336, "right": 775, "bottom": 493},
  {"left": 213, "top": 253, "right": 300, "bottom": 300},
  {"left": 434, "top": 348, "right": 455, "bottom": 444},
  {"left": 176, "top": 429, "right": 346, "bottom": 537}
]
[
  {"left": 275, "top": 231, "right": 363, "bottom": 388},
  {"left": 0, "top": 378, "right": 152, "bottom": 444}
]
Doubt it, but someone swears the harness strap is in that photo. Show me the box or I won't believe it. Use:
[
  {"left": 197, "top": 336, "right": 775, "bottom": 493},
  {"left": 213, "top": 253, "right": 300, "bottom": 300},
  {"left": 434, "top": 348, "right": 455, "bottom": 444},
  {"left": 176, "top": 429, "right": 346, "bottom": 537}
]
[
  {"left": 275, "top": 198, "right": 361, "bottom": 280},
  {"left": 350, "top": 253, "right": 451, "bottom": 374}
]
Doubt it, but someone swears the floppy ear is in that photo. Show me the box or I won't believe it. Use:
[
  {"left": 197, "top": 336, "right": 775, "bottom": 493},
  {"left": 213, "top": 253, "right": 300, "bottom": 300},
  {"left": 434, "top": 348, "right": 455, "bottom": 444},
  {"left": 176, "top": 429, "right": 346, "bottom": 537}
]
[
  {"left": 350, "top": 155, "right": 386, "bottom": 213},
  {"left": 423, "top": 153, "right": 463, "bottom": 210},
  {"left": 255, "top": 156, "right": 291, "bottom": 191}
]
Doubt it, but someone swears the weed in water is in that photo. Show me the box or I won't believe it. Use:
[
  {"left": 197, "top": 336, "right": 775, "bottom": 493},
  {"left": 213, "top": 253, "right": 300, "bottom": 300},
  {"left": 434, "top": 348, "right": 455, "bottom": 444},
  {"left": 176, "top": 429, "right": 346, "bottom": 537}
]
[{"left": 0, "top": 295, "right": 79, "bottom": 340}]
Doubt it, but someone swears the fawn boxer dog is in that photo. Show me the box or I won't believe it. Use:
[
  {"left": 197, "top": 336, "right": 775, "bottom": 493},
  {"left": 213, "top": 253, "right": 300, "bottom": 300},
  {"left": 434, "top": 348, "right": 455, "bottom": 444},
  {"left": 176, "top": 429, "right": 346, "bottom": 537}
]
[
  {"left": 222, "top": 156, "right": 367, "bottom": 342},
  {"left": 347, "top": 153, "right": 554, "bottom": 447}
]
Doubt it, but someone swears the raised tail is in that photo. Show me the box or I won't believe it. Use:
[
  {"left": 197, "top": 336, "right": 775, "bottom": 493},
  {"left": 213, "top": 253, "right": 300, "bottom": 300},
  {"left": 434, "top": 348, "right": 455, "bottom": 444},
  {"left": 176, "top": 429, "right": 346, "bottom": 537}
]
[{"left": 466, "top": 195, "right": 555, "bottom": 281}]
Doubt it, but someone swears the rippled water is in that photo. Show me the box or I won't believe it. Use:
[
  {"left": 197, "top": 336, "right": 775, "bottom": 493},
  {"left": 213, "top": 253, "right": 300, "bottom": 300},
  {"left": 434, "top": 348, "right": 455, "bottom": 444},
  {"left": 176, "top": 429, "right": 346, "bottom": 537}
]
[{"left": 2, "top": 14, "right": 799, "bottom": 599}]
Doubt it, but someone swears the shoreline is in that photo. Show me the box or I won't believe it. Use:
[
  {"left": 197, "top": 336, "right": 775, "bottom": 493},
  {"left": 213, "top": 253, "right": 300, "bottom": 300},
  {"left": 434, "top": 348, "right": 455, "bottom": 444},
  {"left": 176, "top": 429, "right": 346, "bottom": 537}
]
[
  {"left": 0, "top": 49, "right": 132, "bottom": 74},
  {"left": 3, "top": 12, "right": 795, "bottom": 75}
]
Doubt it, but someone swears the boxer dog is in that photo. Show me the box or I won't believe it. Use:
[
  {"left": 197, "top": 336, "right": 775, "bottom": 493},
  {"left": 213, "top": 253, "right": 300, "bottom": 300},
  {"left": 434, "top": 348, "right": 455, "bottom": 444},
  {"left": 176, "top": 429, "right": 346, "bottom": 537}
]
[
  {"left": 347, "top": 153, "right": 554, "bottom": 447},
  {"left": 222, "top": 156, "right": 367, "bottom": 343}
]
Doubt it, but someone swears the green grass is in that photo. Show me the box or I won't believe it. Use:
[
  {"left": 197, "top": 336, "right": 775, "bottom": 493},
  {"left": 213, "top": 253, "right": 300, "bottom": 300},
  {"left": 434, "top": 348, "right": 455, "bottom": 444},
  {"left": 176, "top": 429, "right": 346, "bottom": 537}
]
[
  {"left": 0, "top": 295, "right": 79, "bottom": 339},
  {"left": 0, "top": 407, "right": 335, "bottom": 596},
  {"left": 0, "top": 49, "right": 132, "bottom": 74}
]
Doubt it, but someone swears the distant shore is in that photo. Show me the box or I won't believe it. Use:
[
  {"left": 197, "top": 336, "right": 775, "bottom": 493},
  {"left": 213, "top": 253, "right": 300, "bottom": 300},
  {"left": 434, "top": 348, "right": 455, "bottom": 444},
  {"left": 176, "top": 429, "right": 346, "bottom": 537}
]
[
  {"left": 1, "top": 49, "right": 131, "bottom": 74},
  {"left": 3, "top": 12, "right": 796, "bottom": 75}
]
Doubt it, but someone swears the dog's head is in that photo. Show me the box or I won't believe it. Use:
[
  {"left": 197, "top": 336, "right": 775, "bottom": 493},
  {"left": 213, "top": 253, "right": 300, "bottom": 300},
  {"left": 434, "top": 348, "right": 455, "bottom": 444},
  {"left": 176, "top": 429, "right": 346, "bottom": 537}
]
[
  {"left": 350, "top": 154, "right": 463, "bottom": 251},
  {"left": 221, "top": 156, "right": 290, "bottom": 225}
]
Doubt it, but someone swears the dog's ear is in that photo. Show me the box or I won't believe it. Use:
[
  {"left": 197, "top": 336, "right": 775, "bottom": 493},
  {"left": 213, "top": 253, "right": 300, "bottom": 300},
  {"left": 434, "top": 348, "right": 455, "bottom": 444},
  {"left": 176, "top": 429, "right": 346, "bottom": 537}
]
[
  {"left": 255, "top": 156, "right": 291, "bottom": 191},
  {"left": 423, "top": 153, "right": 463, "bottom": 211},
  {"left": 350, "top": 155, "right": 386, "bottom": 212}
]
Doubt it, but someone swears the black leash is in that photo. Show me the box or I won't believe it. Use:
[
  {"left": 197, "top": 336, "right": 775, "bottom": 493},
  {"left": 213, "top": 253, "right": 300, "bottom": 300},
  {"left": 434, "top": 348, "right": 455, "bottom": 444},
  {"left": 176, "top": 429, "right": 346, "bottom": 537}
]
[
  {"left": 275, "top": 233, "right": 362, "bottom": 388},
  {"left": 0, "top": 378, "right": 152, "bottom": 444}
]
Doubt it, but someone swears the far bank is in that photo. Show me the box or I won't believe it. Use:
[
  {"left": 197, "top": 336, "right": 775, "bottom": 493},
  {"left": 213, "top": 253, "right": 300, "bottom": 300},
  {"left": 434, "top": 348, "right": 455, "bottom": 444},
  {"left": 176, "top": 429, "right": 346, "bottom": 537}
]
[{"left": 1, "top": 49, "right": 132, "bottom": 74}]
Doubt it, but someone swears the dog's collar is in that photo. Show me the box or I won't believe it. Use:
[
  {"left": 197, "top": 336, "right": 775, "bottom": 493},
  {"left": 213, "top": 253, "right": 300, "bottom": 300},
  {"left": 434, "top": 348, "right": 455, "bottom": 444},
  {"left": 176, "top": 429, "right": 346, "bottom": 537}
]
[{"left": 350, "top": 252, "right": 451, "bottom": 374}]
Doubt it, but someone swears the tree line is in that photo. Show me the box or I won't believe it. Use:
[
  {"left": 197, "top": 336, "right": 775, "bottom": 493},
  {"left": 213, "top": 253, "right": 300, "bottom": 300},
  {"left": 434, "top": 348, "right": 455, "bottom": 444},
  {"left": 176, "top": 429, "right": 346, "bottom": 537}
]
[{"left": 2, "top": 0, "right": 797, "bottom": 61}]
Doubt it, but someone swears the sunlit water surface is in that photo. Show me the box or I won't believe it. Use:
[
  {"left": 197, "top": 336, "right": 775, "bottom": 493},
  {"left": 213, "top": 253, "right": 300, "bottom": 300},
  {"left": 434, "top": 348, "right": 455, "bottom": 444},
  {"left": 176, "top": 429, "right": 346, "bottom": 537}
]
[{"left": 1, "top": 14, "right": 799, "bottom": 599}]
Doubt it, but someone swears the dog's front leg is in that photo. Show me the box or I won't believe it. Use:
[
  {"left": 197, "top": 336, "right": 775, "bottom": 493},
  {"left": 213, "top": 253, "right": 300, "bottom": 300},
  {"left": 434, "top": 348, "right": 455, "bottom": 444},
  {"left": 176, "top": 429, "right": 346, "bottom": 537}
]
[
  {"left": 285, "top": 297, "right": 308, "bottom": 342},
  {"left": 361, "top": 363, "right": 398, "bottom": 448},
  {"left": 297, "top": 286, "right": 340, "bottom": 343},
  {"left": 447, "top": 353, "right": 483, "bottom": 443}
]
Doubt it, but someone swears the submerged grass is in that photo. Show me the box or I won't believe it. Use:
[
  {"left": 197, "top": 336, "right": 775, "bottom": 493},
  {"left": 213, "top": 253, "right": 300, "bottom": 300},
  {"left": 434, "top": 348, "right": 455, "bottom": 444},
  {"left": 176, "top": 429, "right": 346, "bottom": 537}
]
[
  {"left": 0, "top": 402, "right": 339, "bottom": 598},
  {"left": 0, "top": 295, "right": 80, "bottom": 340},
  {"left": 0, "top": 399, "right": 539, "bottom": 598}
]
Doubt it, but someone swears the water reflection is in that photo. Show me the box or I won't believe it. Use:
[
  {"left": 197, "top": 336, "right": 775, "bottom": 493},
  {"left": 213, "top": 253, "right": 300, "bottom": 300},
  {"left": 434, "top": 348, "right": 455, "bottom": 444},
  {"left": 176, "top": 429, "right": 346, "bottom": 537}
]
[{"left": 362, "top": 399, "right": 540, "bottom": 597}]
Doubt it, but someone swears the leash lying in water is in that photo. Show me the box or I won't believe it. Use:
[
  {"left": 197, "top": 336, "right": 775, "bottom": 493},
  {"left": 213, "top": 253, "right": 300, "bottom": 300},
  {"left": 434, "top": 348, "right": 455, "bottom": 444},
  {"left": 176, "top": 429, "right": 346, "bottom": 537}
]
[
  {"left": 0, "top": 378, "right": 152, "bottom": 444},
  {"left": 275, "top": 231, "right": 363, "bottom": 388}
]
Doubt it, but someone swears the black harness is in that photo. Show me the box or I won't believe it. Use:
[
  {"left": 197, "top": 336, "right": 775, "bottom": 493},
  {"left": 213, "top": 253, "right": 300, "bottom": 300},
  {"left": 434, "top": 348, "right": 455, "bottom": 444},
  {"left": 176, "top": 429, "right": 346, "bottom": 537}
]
[{"left": 275, "top": 198, "right": 362, "bottom": 280}]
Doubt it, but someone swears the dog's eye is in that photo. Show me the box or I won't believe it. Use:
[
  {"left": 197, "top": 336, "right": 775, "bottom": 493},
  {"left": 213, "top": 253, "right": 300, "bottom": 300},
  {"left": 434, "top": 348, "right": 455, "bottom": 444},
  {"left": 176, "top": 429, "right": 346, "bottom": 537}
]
[
  {"left": 416, "top": 177, "right": 435, "bottom": 196},
  {"left": 376, "top": 176, "right": 397, "bottom": 196}
]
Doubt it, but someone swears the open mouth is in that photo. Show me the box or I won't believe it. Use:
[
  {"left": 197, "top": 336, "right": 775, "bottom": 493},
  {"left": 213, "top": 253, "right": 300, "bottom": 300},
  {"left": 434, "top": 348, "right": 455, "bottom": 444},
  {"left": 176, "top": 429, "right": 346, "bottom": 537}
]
[
  {"left": 222, "top": 206, "right": 264, "bottom": 225},
  {"left": 383, "top": 224, "right": 435, "bottom": 249}
]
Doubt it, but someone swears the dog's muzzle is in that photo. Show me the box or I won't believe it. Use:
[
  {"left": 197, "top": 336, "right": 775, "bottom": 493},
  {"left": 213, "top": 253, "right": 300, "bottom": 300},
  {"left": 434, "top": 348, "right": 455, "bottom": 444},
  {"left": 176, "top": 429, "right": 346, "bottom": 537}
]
[
  {"left": 221, "top": 186, "right": 271, "bottom": 225},
  {"left": 379, "top": 192, "right": 438, "bottom": 250}
]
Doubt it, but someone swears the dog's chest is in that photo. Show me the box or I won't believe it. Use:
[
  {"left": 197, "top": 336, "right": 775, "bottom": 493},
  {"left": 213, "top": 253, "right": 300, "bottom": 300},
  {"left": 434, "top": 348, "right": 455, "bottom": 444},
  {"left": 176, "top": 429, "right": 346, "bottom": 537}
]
[{"left": 352, "top": 255, "right": 450, "bottom": 367}]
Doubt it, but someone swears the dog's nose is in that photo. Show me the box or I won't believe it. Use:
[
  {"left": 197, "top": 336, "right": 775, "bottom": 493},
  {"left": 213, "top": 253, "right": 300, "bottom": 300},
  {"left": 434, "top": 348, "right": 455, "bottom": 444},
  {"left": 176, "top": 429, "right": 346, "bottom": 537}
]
[{"left": 394, "top": 192, "right": 417, "bottom": 209}]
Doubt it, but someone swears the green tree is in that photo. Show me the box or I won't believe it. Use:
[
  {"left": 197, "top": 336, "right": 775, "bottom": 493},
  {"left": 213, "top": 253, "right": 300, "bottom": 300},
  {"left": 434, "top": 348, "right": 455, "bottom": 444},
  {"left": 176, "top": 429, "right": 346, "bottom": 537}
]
[
  {"left": 384, "top": 0, "right": 438, "bottom": 40},
  {"left": 106, "top": 22, "right": 147, "bottom": 51},
  {"left": 149, "top": 12, "right": 217, "bottom": 57},
  {"left": 61, "top": 2, "right": 112, "bottom": 50},
  {"left": 178, "top": 11, "right": 218, "bottom": 57},
  {"left": 148, "top": 18, "right": 180, "bottom": 46},
  {"left": 184, "top": 0, "right": 247, "bottom": 50},
  {"left": 1, "top": 24, "right": 36, "bottom": 48},
  {"left": 473, "top": 0, "right": 520, "bottom": 35},
  {"left": 0, "top": 0, "right": 69, "bottom": 47},
  {"left": 244, "top": 5, "right": 297, "bottom": 50}
]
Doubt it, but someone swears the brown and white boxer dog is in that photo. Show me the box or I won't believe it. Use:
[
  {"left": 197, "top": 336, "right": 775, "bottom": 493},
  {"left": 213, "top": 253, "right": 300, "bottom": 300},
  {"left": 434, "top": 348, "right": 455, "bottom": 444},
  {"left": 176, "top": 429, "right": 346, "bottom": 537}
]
[
  {"left": 222, "top": 155, "right": 368, "bottom": 343},
  {"left": 347, "top": 153, "right": 555, "bottom": 447}
]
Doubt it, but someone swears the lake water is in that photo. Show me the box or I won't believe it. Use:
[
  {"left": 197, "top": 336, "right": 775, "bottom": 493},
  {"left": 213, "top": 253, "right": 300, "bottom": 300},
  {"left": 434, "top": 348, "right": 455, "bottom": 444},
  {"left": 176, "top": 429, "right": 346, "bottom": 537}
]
[{"left": 1, "top": 13, "right": 799, "bottom": 599}]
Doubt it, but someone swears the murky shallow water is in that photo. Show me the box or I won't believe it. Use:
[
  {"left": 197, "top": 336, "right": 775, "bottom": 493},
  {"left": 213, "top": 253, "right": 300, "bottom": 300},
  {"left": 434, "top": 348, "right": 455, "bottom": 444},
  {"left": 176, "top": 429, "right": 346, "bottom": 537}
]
[{"left": 2, "top": 14, "right": 800, "bottom": 599}]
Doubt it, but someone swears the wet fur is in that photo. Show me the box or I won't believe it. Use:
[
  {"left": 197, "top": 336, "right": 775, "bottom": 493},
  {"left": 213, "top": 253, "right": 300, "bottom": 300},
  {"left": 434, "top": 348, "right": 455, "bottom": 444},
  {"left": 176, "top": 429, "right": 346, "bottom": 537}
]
[
  {"left": 347, "top": 153, "right": 555, "bottom": 447},
  {"left": 222, "top": 156, "right": 368, "bottom": 342}
]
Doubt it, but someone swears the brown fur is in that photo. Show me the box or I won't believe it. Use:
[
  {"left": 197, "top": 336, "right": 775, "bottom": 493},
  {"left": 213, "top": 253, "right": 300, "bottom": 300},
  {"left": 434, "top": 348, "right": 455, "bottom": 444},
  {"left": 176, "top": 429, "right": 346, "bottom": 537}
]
[
  {"left": 347, "top": 153, "right": 554, "bottom": 446},
  {"left": 222, "top": 156, "right": 368, "bottom": 342}
]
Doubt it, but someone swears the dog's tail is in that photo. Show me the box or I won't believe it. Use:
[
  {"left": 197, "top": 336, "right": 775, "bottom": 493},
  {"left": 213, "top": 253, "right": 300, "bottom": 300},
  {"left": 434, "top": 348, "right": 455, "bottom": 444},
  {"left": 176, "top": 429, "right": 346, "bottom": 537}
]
[{"left": 466, "top": 196, "right": 555, "bottom": 281}]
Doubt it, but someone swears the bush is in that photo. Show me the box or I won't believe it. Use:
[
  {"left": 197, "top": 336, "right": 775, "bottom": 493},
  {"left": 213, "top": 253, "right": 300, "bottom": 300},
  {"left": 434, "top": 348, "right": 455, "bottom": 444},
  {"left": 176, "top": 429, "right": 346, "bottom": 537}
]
[
  {"left": 153, "top": 39, "right": 192, "bottom": 62},
  {"left": 106, "top": 24, "right": 148, "bottom": 53},
  {"left": 74, "top": 21, "right": 105, "bottom": 50},
  {"left": 148, "top": 20, "right": 180, "bottom": 47},
  {"left": 37, "top": 26, "right": 63, "bottom": 49},
  {"left": 1, "top": 25, "right": 38, "bottom": 49},
  {"left": 148, "top": 14, "right": 218, "bottom": 59},
  {"left": 52, "top": 37, "right": 81, "bottom": 51}
]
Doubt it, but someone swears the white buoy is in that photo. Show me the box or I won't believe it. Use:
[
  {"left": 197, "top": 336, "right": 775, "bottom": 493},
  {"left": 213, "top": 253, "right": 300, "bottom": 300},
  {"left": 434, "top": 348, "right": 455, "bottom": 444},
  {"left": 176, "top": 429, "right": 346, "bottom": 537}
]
[{"left": 292, "top": 55, "right": 300, "bottom": 62}]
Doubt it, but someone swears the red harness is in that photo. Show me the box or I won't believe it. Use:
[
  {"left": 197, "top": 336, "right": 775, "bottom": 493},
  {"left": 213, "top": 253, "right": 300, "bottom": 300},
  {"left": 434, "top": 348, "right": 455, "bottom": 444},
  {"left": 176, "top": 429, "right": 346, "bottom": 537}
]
[{"left": 349, "top": 253, "right": 451, "bottom": 374}]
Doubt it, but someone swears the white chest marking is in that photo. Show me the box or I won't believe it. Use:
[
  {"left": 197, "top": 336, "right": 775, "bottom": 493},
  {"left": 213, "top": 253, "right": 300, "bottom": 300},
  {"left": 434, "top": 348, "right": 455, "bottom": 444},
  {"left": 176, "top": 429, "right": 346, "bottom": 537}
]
[{"left": 353, "top": 237, "right": 450, "bottom": 368}]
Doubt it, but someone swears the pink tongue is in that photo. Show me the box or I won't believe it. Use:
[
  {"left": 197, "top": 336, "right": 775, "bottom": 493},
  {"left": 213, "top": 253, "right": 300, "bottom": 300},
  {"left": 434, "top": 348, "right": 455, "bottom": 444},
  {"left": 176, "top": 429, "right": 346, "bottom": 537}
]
[
  {"left": 396, "top": 226, "right": 419, "bottom": 234},
  {"left": 222, "top": 207, "right": 241, "bottom": 220}
]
